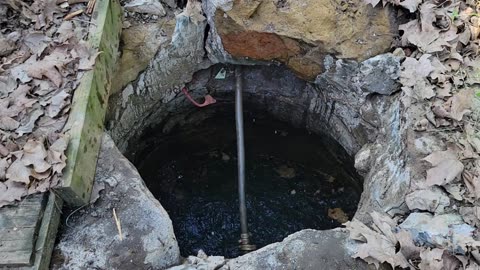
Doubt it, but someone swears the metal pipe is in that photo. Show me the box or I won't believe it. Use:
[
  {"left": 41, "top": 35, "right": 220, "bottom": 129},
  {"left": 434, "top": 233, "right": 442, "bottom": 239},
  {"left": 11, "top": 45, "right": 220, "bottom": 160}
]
[{"left": 235, "top": 66, "right": 256, "bottom": 252}]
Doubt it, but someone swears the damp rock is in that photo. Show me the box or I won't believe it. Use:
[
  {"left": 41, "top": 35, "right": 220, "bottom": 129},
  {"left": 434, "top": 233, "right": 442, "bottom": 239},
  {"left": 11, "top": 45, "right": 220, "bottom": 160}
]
[{"left": 52, "top": 134, "right": 180, "bottom": 270}]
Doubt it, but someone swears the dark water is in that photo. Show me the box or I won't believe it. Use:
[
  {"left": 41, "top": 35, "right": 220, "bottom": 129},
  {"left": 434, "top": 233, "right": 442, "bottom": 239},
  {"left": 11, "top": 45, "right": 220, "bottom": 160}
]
[{"left": 136, "top": 110, "right": 362, "bottom": 258}]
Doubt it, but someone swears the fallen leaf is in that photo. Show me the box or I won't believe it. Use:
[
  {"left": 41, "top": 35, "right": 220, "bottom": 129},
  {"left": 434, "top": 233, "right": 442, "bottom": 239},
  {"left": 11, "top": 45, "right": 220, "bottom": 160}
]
[
  {"left": 419, "top": 248, "right": 444, "bottom": 270},
  {"left": 23, "top": 32, "right": 51, "bottom": 56},
  {"left": 0, "top": 158, "right": 8, "bottom": 180},
  {"left": 448, "top": 89, "right": 474, "bottom": 121},
  {"left": 16, "top": 109, "right": 44, "bottom": 136},
  {"left": 6, "top": 158, "right": 31, "bottom": 184},
  {"left": 47, "top": 134, "right": 69, "bottom": 174},
  {"left": 26, "top": 47, "right": 73, "bottom": 87},
  {"left": 0, "top": 180, "right": 26, "bottom": 207},
  {"left": 423, "top": 149, "right": 464, "bottom": 186},
  {"left": 400, "top": 0, "right": 422, "bottom": 12},
  {"left": 47, "top": 90, "right": 69, "bottom": 117},
  {"left": 22, "top": 139, "right": 51, "bottom": 173},
  {"left": 0, "top": 116, "right": 20, "bottom": 131},
  {"left": 275, "top": 165, "right": 295, "bottom": 179},
  {"left": 405, "top": 187, "right": 450, "bottom": 213}
]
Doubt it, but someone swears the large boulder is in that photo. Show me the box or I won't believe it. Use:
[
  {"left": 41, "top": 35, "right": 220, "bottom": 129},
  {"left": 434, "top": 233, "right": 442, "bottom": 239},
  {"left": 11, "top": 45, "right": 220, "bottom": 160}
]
[
  {"left": 52, "top": 134, "right": 180, "bottom": 270},
  {"left": 205, "top": 0, "right": 397, "bottom": 80}
]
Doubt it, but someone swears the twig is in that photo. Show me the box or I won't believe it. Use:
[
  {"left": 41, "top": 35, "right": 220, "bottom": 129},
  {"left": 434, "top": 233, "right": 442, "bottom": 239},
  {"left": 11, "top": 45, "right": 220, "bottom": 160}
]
[
  {"left": 65, "top": 203, "right": 89, "bottom": 228},
  {"left": 112, "top": 208, "right": 123, "bottom": 241},
  {"left": 86, "top": 0, "right": 96, "bottom": 14},
  {"left": 64, "top": 9, "right": 84, "bottom": 20}
]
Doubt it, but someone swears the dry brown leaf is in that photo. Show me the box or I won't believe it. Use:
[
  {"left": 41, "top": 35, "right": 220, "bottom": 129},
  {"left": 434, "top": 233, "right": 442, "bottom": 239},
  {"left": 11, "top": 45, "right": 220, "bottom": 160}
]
[
  {"left": 346, "top": 218, "right": 410, "bottom": 269},
  {"left": 426, "top": 159, "right": 464, "bottom": 186},
  {"left": 463, "top": 170, "right": 480, "bottom": 199},
  {"left": 448, "top": 89, "right": 474, "bottom": 121},
  {"left": 0, "top": 158, "right": 8, "bottom": 180},
  {"left": 47, "top": 89, "right": 69, "bottom": 117},
  {"left": 420, "top": 2, "right": 437, "bottom": 32},
  {"left": 423, "top": 149, "right": 464, "bottom": 186},
  {"left": 400, "top": 0, "right": 422, "bottom": 13},
  {"left": 23, "top": 32, "right": 51, "bottom": 56},
  {"left": 22, "top": 139, "right": 51, "bottom": 173},
  {"left": 16, "top": 108, "right": 44, "bottom": 136},
  {"left": 26, "top": 47, "right": 73, "bottom": 87},
  {"left": 405, "top": 188, "right": 450, "bottom": 213},
  {"left": 419, "top": 248, "right": 444, "bottom": 270},
  {"left": 6, "top": 158, "right": 31, "bottom": 184},
  {"left": 459, "top": 206, "right": 480, "bottom": 227},
  {"left": 0, "top": 116, "right": 20, "bottom": 131},
  {"left": 47, "top": 134, "right": 68, "bottom": 174},
  {"left": 395, "top": 229, "right": 422, "bottom": 259},
  {"left": 0, "top": 180, "right": 26, "bottom": 207}
]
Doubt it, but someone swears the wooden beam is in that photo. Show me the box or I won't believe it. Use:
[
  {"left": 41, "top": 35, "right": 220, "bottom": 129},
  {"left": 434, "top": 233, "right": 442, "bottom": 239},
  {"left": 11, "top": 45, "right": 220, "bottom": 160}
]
[{"left": 56, "top": 0, "right": 122, "bottom": 206}]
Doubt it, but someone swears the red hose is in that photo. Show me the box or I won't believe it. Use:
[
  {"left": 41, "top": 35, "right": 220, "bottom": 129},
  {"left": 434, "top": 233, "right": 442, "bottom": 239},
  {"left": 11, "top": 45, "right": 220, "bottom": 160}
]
[{"left": 182, "top": 87, "right": 216, "bottom": 107}]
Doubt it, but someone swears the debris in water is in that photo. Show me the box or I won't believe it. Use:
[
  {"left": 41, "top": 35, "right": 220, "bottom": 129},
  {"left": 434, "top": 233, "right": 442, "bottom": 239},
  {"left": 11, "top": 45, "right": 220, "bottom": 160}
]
[
  {"left": 221, "top": 152, "right": 230, "bottom": 161},
  {"left": 328, "top": 208, "right": 349, "bottom": 223},
  {"left": 215, "top": 68, "right": 226, "bottom": 79},
  {"left": 290, "top": 190, "right": 296, "bottom": 195},
  {"left": 275, "top": 165, "right": 296, "bottom": 179}
]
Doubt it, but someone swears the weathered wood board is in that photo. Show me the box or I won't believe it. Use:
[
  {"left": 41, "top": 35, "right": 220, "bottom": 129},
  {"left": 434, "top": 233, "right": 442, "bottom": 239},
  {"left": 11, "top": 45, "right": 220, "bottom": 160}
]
[
  {"left": 0, "top": 194, "right": 47, "bottom": 267},
  {"left": 0, "top": 192, "right": 63, "bottom": 270},
  {"left": 56, "top": 0, "right": 122, "bottom": 206}
]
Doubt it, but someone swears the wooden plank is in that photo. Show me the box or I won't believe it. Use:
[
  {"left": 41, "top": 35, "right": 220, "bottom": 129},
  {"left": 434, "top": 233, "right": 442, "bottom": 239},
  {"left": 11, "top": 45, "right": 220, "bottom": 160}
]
[
  {"left": 28, "top": 192, "right": 63, "bottom": 270},
  {"left": 0, "top": 251, "right": 34, "bottom": 265},
  {"left": 56, "top": 0, "right": 122, "bottom": 206},
  {"left": 0, "top": 215, "right": 40, "bottom": 229},
  {"left": 0, "top": 194, "right": 47, "bottom": 267}
]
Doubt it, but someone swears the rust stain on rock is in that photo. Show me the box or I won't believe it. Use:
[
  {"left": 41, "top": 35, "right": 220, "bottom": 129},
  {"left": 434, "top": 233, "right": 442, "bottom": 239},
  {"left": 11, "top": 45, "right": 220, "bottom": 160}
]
[{"left": 221, "top": 31, "right": 298, "bottom": 61}]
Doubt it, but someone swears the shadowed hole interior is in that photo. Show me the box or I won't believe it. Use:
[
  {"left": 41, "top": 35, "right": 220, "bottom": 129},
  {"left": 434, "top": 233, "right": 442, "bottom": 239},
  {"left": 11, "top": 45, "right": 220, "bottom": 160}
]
[{"left": 131, "top": 100, "right": 363, "bottom": 258}]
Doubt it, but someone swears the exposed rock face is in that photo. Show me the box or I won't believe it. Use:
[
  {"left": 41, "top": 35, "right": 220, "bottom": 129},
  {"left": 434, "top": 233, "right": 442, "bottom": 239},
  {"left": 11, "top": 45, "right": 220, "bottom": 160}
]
[
  {"left": 204, "top": 0, "right": 396, "bottom": 80},
  {"left": 52, "top": 134, "right": 180, "bottom": 270},
  {"left": 111, "top": 17, "right": 176, "bottom": 94},
  {"left": 223, "top": 229, "right": 367, "bottom": 270},
  {"left": 166, "top": 229, "right": 370, "bottom": 270},
  {"left": 108, "top": 1, "right": 211, "bottom": 151}
]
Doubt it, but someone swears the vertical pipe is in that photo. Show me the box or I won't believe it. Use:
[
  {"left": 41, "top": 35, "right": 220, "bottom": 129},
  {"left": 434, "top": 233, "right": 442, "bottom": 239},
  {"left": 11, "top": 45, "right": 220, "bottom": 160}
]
[
  {"left": 235, "top": 66, "right": 248, "bottom": 236},
  {"left": 235, "top": 66, "right": 255, "bottom": 252}
]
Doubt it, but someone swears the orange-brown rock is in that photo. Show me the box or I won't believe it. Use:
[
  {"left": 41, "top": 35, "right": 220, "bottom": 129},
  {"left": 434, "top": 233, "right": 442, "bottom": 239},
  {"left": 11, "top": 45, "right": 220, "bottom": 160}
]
[{"left": 213, "top": 0, "right": 396, "bottom": 80}]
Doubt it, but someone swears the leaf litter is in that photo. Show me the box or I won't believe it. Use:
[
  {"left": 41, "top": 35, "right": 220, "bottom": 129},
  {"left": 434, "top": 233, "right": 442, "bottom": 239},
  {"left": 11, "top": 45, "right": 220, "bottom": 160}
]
[
  {"left": 348, "top": 0, "right": 480, "bottom": 268},
  {"left": 0, "top": 0, "right": 96, "bottom": 206}
]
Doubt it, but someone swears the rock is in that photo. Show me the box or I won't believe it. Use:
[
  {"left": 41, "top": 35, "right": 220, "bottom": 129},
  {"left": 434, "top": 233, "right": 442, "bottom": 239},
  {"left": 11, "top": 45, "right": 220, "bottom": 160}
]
[
  {"left": 399, "top": 213, "right": 477, "bottom": 254},
  {"left": 52, "top": 134, "right": 180, "bottom": 270},
  {"left": 405, "top": 187, "right": 450, "bottom": 214},
  {"left": 112, "top": 17, "right": 176, "bottom": 94},
  {"left": 107, "top": 1, "right": 211, "bottom": 151},
  {"left": 124, "top": 0, "right": 167, "bottom": 16},
  {"left": 223, "top": 229, "right": 369, "bottom": 270},
  {"left": 358, "top": 53, "right": 400, "bottom": 95},
  {"left": 205, "top": 0, "right": 396, "bottom": 80},
  {"left": 167, "top": 251, "right": 225, "bottom": 270},
  {"left": 354, "top": 143, "right": 374, "bottom": 176}
]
